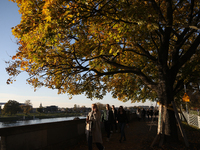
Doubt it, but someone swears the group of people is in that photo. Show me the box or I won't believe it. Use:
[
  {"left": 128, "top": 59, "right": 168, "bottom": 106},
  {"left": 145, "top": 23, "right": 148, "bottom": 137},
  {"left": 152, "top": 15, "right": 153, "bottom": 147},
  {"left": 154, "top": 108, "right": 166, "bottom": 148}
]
[
  {"left": 137, "top": 107, "right": 159, "bottom": 121},
  {"left": 86, "top": 104, "right": 128, "bottom": 150}
]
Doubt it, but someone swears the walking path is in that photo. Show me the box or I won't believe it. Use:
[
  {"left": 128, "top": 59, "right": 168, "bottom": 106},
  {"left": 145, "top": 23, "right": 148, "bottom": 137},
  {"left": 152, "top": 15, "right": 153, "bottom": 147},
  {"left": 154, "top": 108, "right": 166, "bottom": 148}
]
[{"left": 68, "top": 120, "right": 158, "bottom": 150}]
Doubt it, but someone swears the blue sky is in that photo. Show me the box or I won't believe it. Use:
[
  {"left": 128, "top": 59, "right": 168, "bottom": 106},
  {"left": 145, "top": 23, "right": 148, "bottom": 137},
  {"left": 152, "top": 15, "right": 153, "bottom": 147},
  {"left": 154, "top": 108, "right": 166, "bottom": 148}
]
[{"left": 0, "top": 0, "right": 156, "bottom": 108}]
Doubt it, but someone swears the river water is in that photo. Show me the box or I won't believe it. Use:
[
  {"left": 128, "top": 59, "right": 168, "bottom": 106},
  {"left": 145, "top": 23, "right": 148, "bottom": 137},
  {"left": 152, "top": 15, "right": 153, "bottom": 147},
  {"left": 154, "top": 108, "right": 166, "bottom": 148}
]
[{"left": 0, "top": 116, "right": 86, "bottom": 128}]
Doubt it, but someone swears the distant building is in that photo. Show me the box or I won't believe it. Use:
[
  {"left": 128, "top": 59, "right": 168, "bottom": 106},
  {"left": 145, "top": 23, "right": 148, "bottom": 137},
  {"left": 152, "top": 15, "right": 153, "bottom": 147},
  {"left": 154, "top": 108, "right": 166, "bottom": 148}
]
[
  {"left": 66, "top": 108, "right": 72, "bottom": 113},
  {"left": 31, "top": 108, "right": 37, "bottom": 113},
  {"left": 39, "top": 103, "right": 43, "bottom": 108},
  {"left": 44, "top": 105, "right": 58, "bottom": 113},
  {"left": 138, "top": 106, "right": 150, "bottom": 110},
  {"left": 127, "top": 107, "right": 137, "bottom": 113},
  {"left": 58, "top": 108, "right": 66, "bottom": 112}
]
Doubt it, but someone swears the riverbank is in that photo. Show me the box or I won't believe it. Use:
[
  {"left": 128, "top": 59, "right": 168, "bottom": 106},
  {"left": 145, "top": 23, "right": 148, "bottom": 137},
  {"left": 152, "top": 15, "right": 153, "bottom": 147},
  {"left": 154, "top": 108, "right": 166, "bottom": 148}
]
[{"left": 0, "top": 112, "right": 84, "bottom": 122}]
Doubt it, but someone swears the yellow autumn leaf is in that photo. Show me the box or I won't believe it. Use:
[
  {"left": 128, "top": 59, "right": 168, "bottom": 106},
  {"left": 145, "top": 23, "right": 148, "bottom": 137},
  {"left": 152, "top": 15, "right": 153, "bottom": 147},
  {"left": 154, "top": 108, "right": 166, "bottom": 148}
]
[
  {"left": 46, "top": 16, "right": 51, "bottom": 22},
  {"left": 68, "top": 14, "right": 73, "bottom": 19}
]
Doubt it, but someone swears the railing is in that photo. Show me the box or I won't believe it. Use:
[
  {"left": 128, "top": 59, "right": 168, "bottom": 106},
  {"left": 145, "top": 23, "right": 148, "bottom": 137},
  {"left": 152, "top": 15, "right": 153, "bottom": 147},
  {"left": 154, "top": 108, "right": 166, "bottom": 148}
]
[{"left": 179, "top": 111, "right": 200, "bottom": 129}]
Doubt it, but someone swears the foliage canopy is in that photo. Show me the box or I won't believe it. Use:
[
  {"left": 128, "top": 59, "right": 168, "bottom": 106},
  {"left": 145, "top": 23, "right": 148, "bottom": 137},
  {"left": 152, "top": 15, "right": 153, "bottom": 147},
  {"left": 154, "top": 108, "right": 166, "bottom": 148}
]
[
  {"left": 7, "top": 0, "right": 200, "bottom": 103},
  {"left": 2, "top": 100, "right": 22, "bottom": 115},
  {"left": 20, "top": 100, "right": 32, "bottom": 115}
]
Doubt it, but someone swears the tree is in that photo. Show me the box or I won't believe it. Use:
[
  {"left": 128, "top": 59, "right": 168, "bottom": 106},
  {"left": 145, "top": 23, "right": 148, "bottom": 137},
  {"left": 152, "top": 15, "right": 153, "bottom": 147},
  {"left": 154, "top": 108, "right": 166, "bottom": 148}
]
[
  {"left": 37, "top": 103, "right": 44, "bottom": 113},
  {"left": 21, "top": 100, "right": 32, "bottom": 115},
  {"left": 44, "top": 105, "right": 58, "bottom": 113},
  {"left": 2, "top": 100, "right": 21, "bottom": 115},
  {"left": 73, "top": 104, "right": 77, "bottom": 112},
  {"left": 36, "top": 107, "right": 44, "bottom": 113},
  {"left": 81, "top": 105, "right": 86, "bottom": 112},
  {"left": 96, "top": 102, "right": 106, "bottom": 110},
  {"left": 7, "top": 0, "right": 200, "bottom": 144}
]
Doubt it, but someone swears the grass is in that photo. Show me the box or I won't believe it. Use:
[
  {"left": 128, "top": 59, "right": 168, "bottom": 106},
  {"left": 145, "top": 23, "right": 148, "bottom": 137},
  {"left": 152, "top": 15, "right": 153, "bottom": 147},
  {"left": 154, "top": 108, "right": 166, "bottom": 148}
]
[
  {"left": 182, "top": 121, "right": 200, "bottom": 132},
  {"left": 188, "top": 110, "right": 200, "bottom": 116},
  {"left": 180, "top": 121, "right": 200, "bottom": 149}
]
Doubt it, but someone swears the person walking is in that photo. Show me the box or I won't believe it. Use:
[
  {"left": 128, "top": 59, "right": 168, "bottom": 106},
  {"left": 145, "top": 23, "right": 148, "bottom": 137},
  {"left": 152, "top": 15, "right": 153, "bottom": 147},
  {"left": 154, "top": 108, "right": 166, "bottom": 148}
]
[
  {"left": 137, "top": 108, "right": 142, "bottom": 121},
  {"left": 116, "top": 106, "right": 128, "bottom": 143},
  {"left": 111, "top": 105, "right": 118, "bottom": 133},
  {"left": 86, "top": 103, "right": 104, "bottom": 150},
  {"left": 101, "top": 104, "right": 114, "bottom": 141},
  {"left": 141, "top": 108, "right": 146, "bottom": 121},
  {"left": 150, "top": 108, "right": 153, "bottom": 120},
  {"left": 146, "top": 109, "right": 150, "bottom": 121}
]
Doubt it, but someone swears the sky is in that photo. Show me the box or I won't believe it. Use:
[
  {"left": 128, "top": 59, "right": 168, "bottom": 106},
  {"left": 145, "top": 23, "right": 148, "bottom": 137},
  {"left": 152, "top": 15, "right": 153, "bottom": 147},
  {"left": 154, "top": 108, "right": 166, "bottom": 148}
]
[{"left": 0, "top": 0, "right": 156, "bottom": 108}]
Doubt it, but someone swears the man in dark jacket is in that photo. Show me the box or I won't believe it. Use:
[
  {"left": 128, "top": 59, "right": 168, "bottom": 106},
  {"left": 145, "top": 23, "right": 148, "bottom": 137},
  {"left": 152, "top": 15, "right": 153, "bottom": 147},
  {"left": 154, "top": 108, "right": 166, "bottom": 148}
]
[
  {"left": 102, "top": 104, "right": 114, "bottom": 141},
  {"left": 142, "top": 108, "right": 146, "bottom": 121},
  {"left": 150, "top": 108, "right": 153, "bottom": 120}
]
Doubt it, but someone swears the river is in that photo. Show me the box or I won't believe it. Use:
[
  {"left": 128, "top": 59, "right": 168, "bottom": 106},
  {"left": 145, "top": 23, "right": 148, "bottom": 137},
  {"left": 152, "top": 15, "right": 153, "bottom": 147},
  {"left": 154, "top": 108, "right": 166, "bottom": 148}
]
[{"left": 0, "top": 116, "right": 86, "bottom": 128}]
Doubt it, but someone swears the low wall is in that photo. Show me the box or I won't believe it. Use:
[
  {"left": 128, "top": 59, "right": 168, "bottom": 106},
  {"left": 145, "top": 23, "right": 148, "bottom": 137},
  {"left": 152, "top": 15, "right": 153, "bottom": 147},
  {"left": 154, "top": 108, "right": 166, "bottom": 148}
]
[
  {"left": 0, "top": 119, "right": 86, "bottom": 150},
  {"left": 0, "top": 113, "right": 137, "bottom": 150}
]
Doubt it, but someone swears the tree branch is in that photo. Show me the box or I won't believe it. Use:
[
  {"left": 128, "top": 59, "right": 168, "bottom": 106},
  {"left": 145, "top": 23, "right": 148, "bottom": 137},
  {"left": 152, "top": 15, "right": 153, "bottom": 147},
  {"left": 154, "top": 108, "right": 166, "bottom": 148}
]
[
  {"left": 136, "top": 43, "right": 157, "bottom": 62},
  {"left": 150, "top": 0, "right": 166, "bottom": 23},
  {"left": 172, "top": 34, "right": 200, "bottom": 72},
  {"left": 99, "top": 56, "right": 157, "bottom": 90}
]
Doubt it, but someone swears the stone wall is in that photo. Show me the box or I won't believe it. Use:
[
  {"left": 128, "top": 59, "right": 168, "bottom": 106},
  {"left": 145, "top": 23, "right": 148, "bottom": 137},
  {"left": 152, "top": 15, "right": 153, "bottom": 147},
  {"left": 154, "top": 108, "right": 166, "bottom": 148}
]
[{"left": 0, "top": 119, "right": 86, "bottom": 150}]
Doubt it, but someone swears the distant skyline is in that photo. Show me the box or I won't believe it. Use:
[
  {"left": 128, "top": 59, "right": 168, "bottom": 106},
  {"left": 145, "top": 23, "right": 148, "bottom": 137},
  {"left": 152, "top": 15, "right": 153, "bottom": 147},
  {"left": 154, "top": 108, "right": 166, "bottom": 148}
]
[{"left": 0, "top": 1, "right": 156, "bottom": 108}]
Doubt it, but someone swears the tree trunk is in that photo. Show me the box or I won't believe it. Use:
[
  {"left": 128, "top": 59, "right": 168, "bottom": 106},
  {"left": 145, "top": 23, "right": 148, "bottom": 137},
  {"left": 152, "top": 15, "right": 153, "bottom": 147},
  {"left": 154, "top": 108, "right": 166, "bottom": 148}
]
[
  {"left": 162, "top": 105, "right": 178, "bottom": 142},
  {"left": 157, "top": 77, "right": 178, "bottom": 144}
]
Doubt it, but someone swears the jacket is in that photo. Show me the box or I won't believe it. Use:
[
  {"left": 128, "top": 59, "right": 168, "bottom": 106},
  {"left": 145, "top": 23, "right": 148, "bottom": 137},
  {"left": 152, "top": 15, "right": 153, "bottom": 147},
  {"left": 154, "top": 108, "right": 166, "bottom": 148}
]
[
  {"left": 116, "top": 110, "right": 128, "bottom": 123},
  {"left": 101, "top": 109, "right": 114, "bottom": 123},
  {"left": 86, "top": 110, "right": 103, "bottom": 143}
]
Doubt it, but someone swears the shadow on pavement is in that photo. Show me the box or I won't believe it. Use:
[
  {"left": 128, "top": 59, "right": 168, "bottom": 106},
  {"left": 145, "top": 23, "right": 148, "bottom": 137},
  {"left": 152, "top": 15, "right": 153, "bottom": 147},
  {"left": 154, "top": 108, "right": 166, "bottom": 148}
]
[{"left": 68, "top": 120, "right": 158, "bottom": 150}]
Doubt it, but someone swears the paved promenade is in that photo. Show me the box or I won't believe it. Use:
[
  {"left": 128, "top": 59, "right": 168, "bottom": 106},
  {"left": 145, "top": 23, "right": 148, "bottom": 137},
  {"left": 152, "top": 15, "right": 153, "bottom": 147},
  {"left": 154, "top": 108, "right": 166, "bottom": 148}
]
[{"left": 68, "top": 120, "right": 158, "bottom": 150}]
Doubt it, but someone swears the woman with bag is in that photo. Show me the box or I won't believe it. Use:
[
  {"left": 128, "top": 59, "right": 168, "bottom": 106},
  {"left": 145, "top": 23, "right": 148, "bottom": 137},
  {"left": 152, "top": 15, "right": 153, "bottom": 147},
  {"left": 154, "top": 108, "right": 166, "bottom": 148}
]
[{"left": 86, "top": 103, "right": 104, "bottom": 150}]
